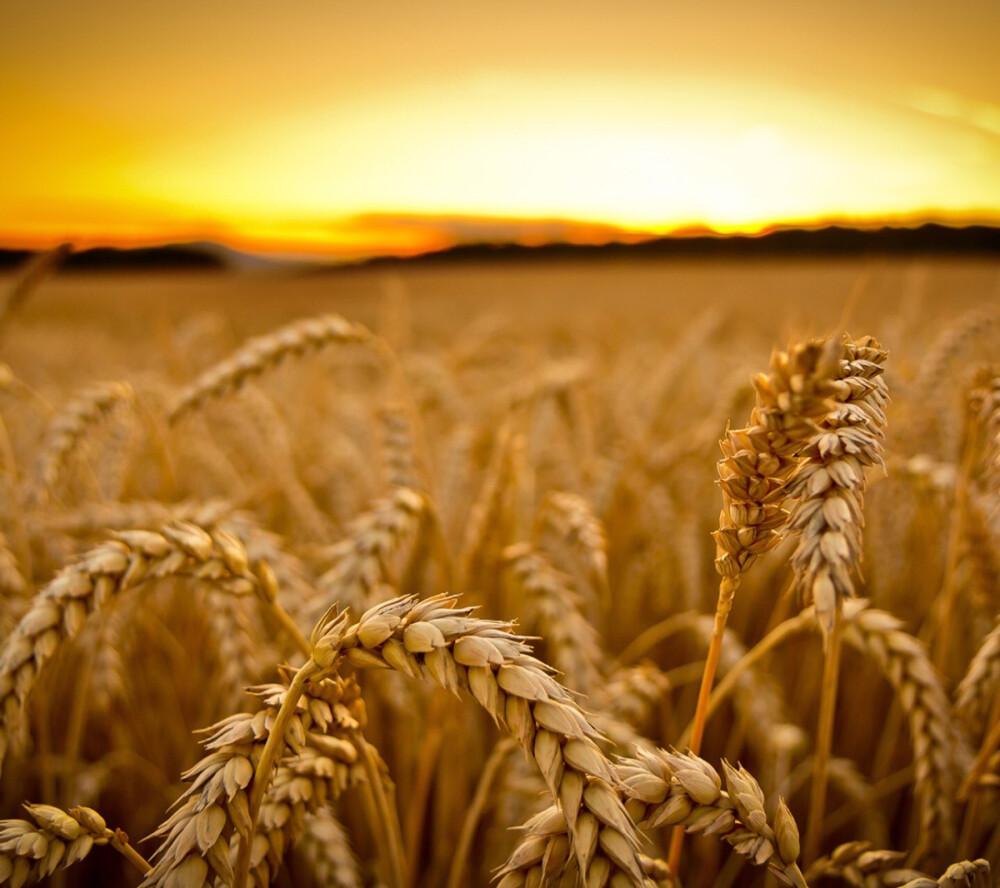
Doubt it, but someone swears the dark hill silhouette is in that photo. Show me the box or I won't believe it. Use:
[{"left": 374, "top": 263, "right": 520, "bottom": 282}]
[
  {"left": 360, "top": 223, "right": 1000, "bottom": 267},
  {"left": 2, "top": 223, "right": 999, "bottom": 272}
]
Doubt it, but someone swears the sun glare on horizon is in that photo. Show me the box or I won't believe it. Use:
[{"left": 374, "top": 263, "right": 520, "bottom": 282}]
[{"left": 2, "top": 3, "right": 999, "bottom": 258}]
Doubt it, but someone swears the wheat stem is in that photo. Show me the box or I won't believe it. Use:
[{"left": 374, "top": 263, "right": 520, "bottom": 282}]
[{"left": 805, "top": 607, "right": 844, "bottom": 864}]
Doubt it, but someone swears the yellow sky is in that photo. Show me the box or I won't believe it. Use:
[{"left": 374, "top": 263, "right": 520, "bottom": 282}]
[{"left": 2, "top": 1, "right": 999, "bottom": 258}]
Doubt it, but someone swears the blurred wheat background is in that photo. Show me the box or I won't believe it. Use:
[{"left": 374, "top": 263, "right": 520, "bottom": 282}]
[{"left": 0, "top": 252, "right": 998, "bottom": 888}]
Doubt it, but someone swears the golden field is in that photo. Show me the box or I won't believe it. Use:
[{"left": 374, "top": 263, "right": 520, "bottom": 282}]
[{"left": 0, "top": 254, "right": 999, "bottom": 888}]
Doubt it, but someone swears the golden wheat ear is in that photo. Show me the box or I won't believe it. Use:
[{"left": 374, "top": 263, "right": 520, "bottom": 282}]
[{"left": 167, "top": 314, "right": 374, "bottom": 422}]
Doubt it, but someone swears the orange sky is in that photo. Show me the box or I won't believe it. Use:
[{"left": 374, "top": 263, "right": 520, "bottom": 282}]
[{"left": 2, "top": 1, "right": 999, "bottom": 259}]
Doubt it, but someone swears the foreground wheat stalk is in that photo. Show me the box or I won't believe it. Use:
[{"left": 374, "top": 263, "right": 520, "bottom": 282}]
[
  {"left": 693, "top": 601, "right": 964, "bottom": 863},
  {"left": 672, "top": 337, "right": 839, "bottom": 873},
  {"left": 785, "top": 335, "right": 889, "bottom": 863},
  {"left": 335, "top": 594, "right": 646, "bottom": 887}
]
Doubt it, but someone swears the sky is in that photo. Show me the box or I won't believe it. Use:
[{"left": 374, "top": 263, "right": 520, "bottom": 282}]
[{"left": 2, "top": 1, "right": 999, "bottom": 259}]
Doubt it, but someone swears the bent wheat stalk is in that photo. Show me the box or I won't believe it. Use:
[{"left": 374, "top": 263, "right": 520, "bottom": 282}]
[
  {"left": 0, "top": 519, "right": 295, "bottom": 776},
  {"left": 336, "top": 594, "right": 646, "bottom": 887},
  {"left": 0, "top": 803, "right": 150, "bottom": 885},
  {"left": 167, "top": 314, "right": 373, "bottom": 422}
]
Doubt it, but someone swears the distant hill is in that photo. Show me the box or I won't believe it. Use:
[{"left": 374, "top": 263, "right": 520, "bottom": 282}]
[
  {"left": 362, "top": 223, "right": 1000, "bottom": 266},
  {"left": 0, "top": 242, "right": 285, "bottom": 272},
  {"left": 1, "top": 223, "right": 998, "bottom": 272}
]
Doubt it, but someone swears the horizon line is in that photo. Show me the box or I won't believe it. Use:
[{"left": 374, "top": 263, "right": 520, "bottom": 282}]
[{"left": 2, "top": 209, "right": 1000, "bottom": 264}]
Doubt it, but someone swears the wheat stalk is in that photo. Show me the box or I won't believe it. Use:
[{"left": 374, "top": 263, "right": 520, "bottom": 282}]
[
  {"left": 0, "top": 243, "right": 72, "bottom": 333},
  {"left": 0, "top": 518, "right": 290, "bottom": 775},
  {"left": 501, "top": 748, "right": 808, "bottom": 888},
  {"left": 502, "top": 542, "right": 605, "bottom": 696},
  {"left": 336, "top": 593, "right": 646, "bottom": 886},
  {"left": 139, "top": 674, "right": 368, "bottom": 888},
  {"left": 167, "top": 314, "right": 373, "bottom": 422},
  {"left": 29, "top": 380, "right": 135, "bottom": 505},
  {"left": 0, "top": 803, "right": 150, "bottom": 885}
]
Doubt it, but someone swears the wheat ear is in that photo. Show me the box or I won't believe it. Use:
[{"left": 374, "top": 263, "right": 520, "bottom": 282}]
[
  {"left": 0, "top": 519, "right": 290, "bottom": 776},
  {"left": 501, "top": 749, "right": 808, "bottom": 888},
  {"left": 29, "top": 380, "right": 135, "bottom": 505},
  {"left": 140, "top": 671, "right": 370, "bottom": 888},
  {"left": 673, "top": 338, "right": 839, "bottom": 873},
  {"left": 502, "top": 542, "right": 605, "bottom": 696},
  {"left": 783, "top": 335, "right": 888, "bottom": 862},
  {"left": 839, "top": 603, "right": 967, "bottom": 863},
  {"left": 316, "top": 486, "right": 426, "bottom": 614},
  {"left": 805, "top": 841, "right": 924, "bottom": 886},
  {"left": 954, "top": 616, "right": 1000, "bottom": 739},
  {"left": 338, "top": 593, "right": 646, "bottom": 886},
  {"left": 167, "top": 314, "right": 373, "bottom": 422},
  {"left": 294, "top": 809, "right": 363, "bottom": 888},
  {"left": 0, "top": 803, "right": 150, "bottom": 885},
  {"left": 899, "top": 859, "right": 992, "bottom": 888}
]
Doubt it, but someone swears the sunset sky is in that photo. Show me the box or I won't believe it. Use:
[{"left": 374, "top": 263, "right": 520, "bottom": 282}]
[{"left": 2, "top": 1, "right": 999, "bottom": 259}]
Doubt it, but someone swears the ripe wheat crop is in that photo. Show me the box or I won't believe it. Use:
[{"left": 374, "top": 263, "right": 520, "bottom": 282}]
[{"left": 0, "top": 256, "right": 998, "bottom": 887}]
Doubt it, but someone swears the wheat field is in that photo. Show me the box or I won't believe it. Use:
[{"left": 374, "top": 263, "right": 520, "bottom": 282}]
[{"left": 0, "top": 254, "right": 999, "bottom": 888}]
